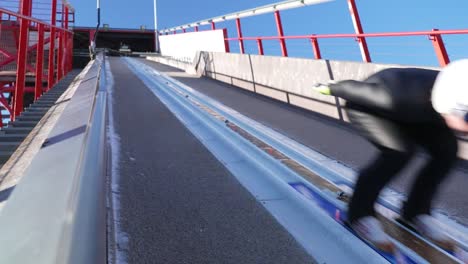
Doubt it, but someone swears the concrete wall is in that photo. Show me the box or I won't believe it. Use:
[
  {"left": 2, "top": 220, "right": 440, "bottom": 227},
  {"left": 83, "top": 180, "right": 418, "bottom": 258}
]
[
  {"left": 199, "top": 52, "right": 439, "bottom": 121},
  {"left": 146, "top": 52, "right": 468, "bottom": 160}
]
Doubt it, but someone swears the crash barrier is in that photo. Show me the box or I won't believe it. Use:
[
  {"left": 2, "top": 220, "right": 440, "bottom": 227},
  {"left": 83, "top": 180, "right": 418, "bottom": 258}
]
[
  {"left": 0, "top": 0, "right": 74, "bottom": 124},
  {"left": 0, "top": 52, "right": 107, "bottom": 264},
  {"left": 147, "top": 51, "right": 468, "bottom": 160}
]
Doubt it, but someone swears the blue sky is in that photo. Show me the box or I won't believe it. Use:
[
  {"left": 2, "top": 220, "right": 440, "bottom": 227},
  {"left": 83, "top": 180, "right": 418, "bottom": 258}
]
[{"left": 69, "top": 0, "right": 468, "bottom": 66}]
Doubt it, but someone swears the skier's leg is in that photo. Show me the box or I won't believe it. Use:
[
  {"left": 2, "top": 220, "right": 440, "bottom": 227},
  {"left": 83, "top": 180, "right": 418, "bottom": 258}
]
[
  {"left": 344, "top": 106, "right": 415, "bottom": 251},
  {"left": 348, "top": 146, "right": 412, "bottom": 223},
  {"left": 396, "top": 121, "right": 458, "bottom": 250},
  {"left": 402, "top": 122, "right": 458, "bottom": 220},
  {"left": 345, "top": 105, "right": 415, "bottom": 223}
]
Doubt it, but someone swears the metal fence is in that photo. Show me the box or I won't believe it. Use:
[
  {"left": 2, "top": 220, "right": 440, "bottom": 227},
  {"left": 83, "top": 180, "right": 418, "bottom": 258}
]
[
  {"left": 0, "top": 0, "right": 74, "bottom": 125},
  {"left": 0, "top": 0, "right": 74, "bottom": 25},
  {"left": 160, "top": 0, "right": 468, "bottom": 68}
]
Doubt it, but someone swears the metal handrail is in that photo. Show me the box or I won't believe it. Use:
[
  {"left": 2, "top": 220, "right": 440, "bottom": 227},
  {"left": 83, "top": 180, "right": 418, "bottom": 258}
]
[
  {"left": 225, "top": 29, "right": 468, "bottom": 40},
  {"left": 0, "top": 8, "right": 73, "bottom": 33},
  {"left": 160, "top": 0, "right": 461, "bottom": 67},
  {"left": 160, "top": 0, "right": 332, "bottom": 33},
  {"left": 0, "top": 4, "right": 74, "bottom": 123}
]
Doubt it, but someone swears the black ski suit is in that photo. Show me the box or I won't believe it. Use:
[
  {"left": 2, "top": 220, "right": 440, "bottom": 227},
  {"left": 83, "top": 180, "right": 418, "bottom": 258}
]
[{"left": 329, "top": 68, "right": 458, "bottom": 223}]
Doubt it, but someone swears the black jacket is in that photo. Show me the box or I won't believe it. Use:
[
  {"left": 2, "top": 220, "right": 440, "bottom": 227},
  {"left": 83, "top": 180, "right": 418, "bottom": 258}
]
[{"left": 330, "top": 68, "right": 441, "bottom": 123}]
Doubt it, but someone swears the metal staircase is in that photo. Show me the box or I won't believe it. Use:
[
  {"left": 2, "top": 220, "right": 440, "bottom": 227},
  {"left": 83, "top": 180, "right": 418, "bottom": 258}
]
[{"left": 0, "top": 70, "right": 80, "bottom": 167}]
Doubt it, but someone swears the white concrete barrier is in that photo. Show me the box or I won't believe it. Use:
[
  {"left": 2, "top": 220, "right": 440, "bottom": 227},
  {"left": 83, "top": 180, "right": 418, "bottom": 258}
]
[
  {"left": 159, "top": 29, "right": 228, "bottom": 62},
  {"left": 0, "top": 53, "right": 108, "bottom": 264}
]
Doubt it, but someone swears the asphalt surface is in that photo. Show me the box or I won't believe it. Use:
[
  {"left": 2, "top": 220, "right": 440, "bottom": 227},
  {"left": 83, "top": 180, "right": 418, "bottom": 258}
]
[
  {"left": 109, "top": 57, "right": 316, "bottom": 264},
  {"left": 138, "top": 58, "right": 468, "bottom": 226}
]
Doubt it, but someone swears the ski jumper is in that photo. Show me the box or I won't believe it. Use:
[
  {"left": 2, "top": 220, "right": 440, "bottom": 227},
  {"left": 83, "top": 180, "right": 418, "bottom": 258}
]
[{"left": 329, "top": 68, "right": 459, "bottom": 223}]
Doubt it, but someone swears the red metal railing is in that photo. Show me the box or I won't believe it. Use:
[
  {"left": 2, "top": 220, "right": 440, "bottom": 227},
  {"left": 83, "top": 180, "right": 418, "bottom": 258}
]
[
  {"left": 224, "top": 0, "right": 457, "bottom": 67},
  {"left": 225, "top": 29, "right": 466, "bottom": 67},
  {"left": 0, "top": 0, "right": 74, "bottom": 25},
  {"left": 0, "top": 0, "right": 73, "bottom": 124},
  {"left": 164, "top": 0, "right": 465, "bottom": 68}
]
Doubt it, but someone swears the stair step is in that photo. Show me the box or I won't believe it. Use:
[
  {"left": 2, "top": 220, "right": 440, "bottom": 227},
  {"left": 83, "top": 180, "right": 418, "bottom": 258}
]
[
  {"left": 1, "top": 127, "right": 33, "bottom": 134},
  {"left": 18, "top": 112, "right": 43, "bottom": 117},
  {"left": 42, "top": 91, "right": 64, "bottom": 94},
  {"left": 32, "top": 103, "right": 54, "bottom": 107},
  {"left": 0, "top": 151, "right": 15, "bottom": 163},
  {"left": 38, "top": 97, "right": 60, "bottom": 102},
  {"left": 10, "top": 121, "right": 37, "bottom": 127},
  {"left": 36, "top": 99, "right": 58, "bottom": 102},
  {"left": 0, "top": 142, "right": 21, "bottom": 151},
  {"left": 40, "top": 92, "right": 62, "bottom": 96},
  {"left": 15, "top": 116, "right": 42, "bottom": 122},
  {"left": 33, "top": 100, "right": 55, "bottom": 104},
  {"left": 25, "top": 108, "right": 49, "bottom": 113},
  {"left": 0, "top": 134, "right": 27, "bottom": 142}
]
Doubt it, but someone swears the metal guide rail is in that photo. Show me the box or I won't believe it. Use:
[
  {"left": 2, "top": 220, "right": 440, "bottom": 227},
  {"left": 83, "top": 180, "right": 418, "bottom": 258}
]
[{"left": 0, "top": 53, "right": 107, "bottom": 264}]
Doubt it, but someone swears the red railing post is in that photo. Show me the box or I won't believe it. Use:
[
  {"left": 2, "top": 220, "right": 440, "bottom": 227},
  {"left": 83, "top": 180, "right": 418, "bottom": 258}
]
[
  {"left": 347, "top": 0, "right": 371, "bottom": 63},
  {"left": 65, "top": 33, "right": 70, "bottom": 74},
  {"left": 256, "top": 39, "right": 264, "bottom": 55},
  {"left": 223, "top": 28, "right": 230, "bottom": 53},
  {"left": 274, "top": 10, "right": 288, "bottom": 57},
  {"left": 65, "top": 32, "right": 69, "bottom": 74},
  {"left": 35, "top": 24, "right": 45, "bottom": 101},
  {"left": 55, "top": 3, "right": 67, "bottom": 80},
  {"left": 65, "top": 6, "right": 69, "bottom": 30},
  {"left": 24, "top": 0, "right": 32, "bottom": 16},
  {"left": 0, "top": 11, "right": 3, "bottom": 40},
  {"left": 47, "top": 0, "right": 58, "bottom": 91},
  {"left": 430, "top": 29, "right": 450, "bottom": 67},
  {"left": 64, "top": 5, "right": 70, "bottom": 74},
  {"left": 13, "top": 0, "right": 32, "bottom": 120},
  {"left": 235, "top": 18, "right": 245, "bottom": 54},
  {"left": 211, "top": 21, "right": 216, "bottom": 30},
  {"left": 60, "top": 2, "right": 64, "bottom": 28},
  {"left": 57, "top": 30, "right": 63, "bottom": 81},
  {"left": 89, "top": 30, "right": 95, "bottom": 46},
  {"left": 310, "top": 37, "right": 322, "bottom": 59},
  {"left": 69, "top": 32, "right": 74, "bottom": 72}
]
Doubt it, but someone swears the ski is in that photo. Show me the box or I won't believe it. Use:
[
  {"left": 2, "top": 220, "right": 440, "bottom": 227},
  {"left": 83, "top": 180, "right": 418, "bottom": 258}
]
[
  {"left": 223, "top": 111, "right": 465, "bottom": 263},
  {"left": 291, "top": 182, "right": 436, "bottom": 263},
  {"left": 336, "top": 188, "right": 468, "bottom": 263},
  {"left": 226, "top": 123, "right": 463, "bottom": 263}
]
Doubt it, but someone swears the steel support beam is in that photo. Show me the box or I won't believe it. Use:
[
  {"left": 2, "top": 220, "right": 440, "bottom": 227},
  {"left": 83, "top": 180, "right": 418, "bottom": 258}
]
[
  {"left": 35, "top": 24, "right": 45, "bottom": 101},
  {"left": 274, "top": 11, "right": 288, "bottom": 57},
  {"left": 13, "top": 0, "right": 32, "bottom": 120},
  {"left": 311, "top": 37, "right": 322, "bottom": 59},
  {"left": 430, "top": 29, "right": 450, "bottom": 66},
  {"left": 347, "top": 0, "right": 371, "bottom": 62},
  {"left": 235, "top": 18, "right": 245, "bottom": 54},
  {"left": 48, "top": 0, "right": 58, "bottom": 90}
]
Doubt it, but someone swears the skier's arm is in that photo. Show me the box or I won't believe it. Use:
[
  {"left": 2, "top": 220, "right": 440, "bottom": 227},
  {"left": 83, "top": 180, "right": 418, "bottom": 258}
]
[{"left": 329, "top": 80, "right": 394, "bottom": 111}]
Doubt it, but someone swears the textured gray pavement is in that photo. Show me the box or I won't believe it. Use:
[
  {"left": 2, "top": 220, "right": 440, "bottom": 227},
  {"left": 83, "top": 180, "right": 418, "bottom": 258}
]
[
  {"left": 109, "top": 57, "right": 316, "bottom": 264},
  {"left": 139, "top": 58, "right": 468, "bottom": 226}
]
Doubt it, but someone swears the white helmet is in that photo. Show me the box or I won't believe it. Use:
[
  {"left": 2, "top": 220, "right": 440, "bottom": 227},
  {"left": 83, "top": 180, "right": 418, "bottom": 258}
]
[{"left": 432, "top": 59, "right": 468, "bottom": 120}]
